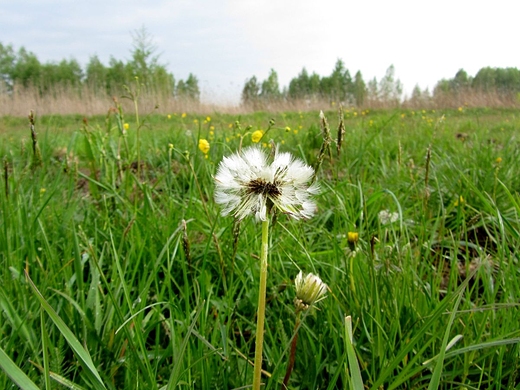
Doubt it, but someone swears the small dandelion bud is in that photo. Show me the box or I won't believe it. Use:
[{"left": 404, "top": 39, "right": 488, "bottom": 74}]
[
  {"left": 294, "top": 271, "right": 327, "bottom": 312},
  {"left": 269, "top": 118, "right": 275, "bottom": 127},
  {"left": 347, "top": 232, "right": 359, "bottom": 244},
  {"left": 168, "top": 143, "right": 174, "bottom": 150}
]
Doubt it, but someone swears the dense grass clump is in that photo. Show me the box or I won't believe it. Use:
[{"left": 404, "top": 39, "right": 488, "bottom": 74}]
[{"left": 0, "top": 105, "right": 519, "bottom": 389}]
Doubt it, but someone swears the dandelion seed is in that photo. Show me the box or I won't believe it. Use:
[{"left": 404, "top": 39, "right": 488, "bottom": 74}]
[
  {"left": 251, "top": 130, "right": 263, "bottom": 143},
  {"left": 198, "top": 139, "right": 210, "bottom": 154},
  {"left": 214, "top": 146, "right": 319, "bottom": 222},
  {"left": 294, "top": 271, "right": 327, "bottom": 312}
]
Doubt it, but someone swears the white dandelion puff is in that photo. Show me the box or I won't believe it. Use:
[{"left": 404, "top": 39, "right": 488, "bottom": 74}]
[{"left": 214, "top": 146, "right": 319, "bottom": 221}]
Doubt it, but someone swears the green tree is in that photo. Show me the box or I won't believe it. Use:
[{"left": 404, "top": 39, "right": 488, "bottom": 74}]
[
  {"left": 451, "top": 69, "right": 471, "bottom": 91},
  {"left": 127, "top": 26, "right": 175, "bottom": 95},
  {"left": 85, "top": 55, "right": 108, "bottom": 92},
  {"left": 176, "top": 73, "right": 200, "bottom": 102},
  {"left": 260, "top": 69, "right": 281, "bottom": 101},
  {"left": 0, "top": 43, "right": 16, "bottom": 91},
  {"left": 379, "top": 64, "right": 402, "bottom": 104},
  {"left": 352, "top": 70, "right": 366, "bottom": 106},
  {"left": 241, "top": 75, "right": 261, "bottom": 105},
  {"left": 288, "top": 68, "right": 310, "bottom": 100},
  {"left": 11, "top": 47, "right": 42, "bottom": 89}
]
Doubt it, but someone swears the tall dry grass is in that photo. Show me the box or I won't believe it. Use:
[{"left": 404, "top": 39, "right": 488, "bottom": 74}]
[{"left": 1, "top": 84, "right": 519, "bottom": 117}]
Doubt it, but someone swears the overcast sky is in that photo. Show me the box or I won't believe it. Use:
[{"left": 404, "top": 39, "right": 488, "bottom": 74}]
[{"left": 1, "top": 0, "right": 518, "bottom": 104}]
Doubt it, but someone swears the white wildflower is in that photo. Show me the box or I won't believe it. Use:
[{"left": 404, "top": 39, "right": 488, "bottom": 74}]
[
  {"left": 214, "top": 146, "right": 319, "bottom": 221},
  {"left": 294, "top": 271, "right": 327, "bottom": 311},
  {"left": 378, "top": 210, "right": 399, "bottom": 225}
]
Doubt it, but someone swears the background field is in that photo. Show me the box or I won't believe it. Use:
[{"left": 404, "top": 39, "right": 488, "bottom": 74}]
[{"left": 1, "top": 104, "right": 519, "bottom": 389}]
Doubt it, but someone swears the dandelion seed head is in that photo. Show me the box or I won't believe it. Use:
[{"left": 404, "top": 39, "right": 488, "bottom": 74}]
[{"left": 214, "top": 146, "right": 318, "bottom": 221}]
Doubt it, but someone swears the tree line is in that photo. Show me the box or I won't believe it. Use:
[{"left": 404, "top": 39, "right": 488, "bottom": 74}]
[
  {"left": 242, "top": 60, "right": 402, "bottom": 108},
  {"left": 242, "top": 61, "right": 520, "bottom": 108},
  {"left": 0, "top": 28, "right": 200, "bottom": 102},
  {"left": 1, "top": 30, "right": 519, "bottom": 108}
]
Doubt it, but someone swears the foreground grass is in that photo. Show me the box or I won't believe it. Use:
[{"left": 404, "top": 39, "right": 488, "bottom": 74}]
[{"left": 1, "top": 106, "right": 519, "bottom": 389}]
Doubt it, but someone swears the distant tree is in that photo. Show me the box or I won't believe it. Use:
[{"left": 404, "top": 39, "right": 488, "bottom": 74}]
[
  {"left": 323, "top": 59, "right": 352, "bottom": 103},
  {"left": 260, "top": 69, "right": 281, "bottom": 101},
  {"left": 11, "top": 47, "right": 42, "bottom": 89},
  {"left": 352, "top": 70, "right": 366, "bottom": 106},
  {"left": 288, "top": 67, "right": 310, "bottom": 99},
  {"left": 472, "top": 67, "right": 496, "bottom": 91},
  {"left": 451, "top": 69, "right": 471, "bottom": 91},
  {"left": 0, "top": 43, "right": 16, "bottom": 90},
  {"left": 379, "top": 64, "right": 402, "bottom": 104},
  {"left": 241, "top": 75, "right": 261, "bottom": 105},
  {"left": 85, "top": 55, "right": 108, "bottom": 91},
  {"left": 176, "top": 73, "right": 200, "bottom": 102},
  {"left": 128, "top": 26, "right": 175, "bottom": 95},
  {"left": 105, "top": 57, "right": 130, "bottom": 93},
  {"left": 367, "top": 77, "right": 379, "bottom": 102}
]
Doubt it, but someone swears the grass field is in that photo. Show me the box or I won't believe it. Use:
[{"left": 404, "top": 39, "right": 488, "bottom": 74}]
[{"left": 1, "top": 104, "right": 519, "bottom": 389}]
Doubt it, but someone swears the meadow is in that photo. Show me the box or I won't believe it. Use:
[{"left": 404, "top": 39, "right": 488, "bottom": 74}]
[{"left": 0, "top": 103, "right": 519, "bottom": 389}]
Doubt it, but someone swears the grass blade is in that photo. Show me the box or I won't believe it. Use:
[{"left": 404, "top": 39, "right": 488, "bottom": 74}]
[
  {"left": 0, "top": 346, "right": 40, "bottom": 390},
  {"left": 24, "top": 270, "right": 107, "bottom": 390},
  {"left": 344, "top": 316, "right": 364, "bottom": 390}
]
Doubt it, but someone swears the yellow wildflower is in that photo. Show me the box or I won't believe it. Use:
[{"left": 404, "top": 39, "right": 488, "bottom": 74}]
[
  {"left": 495, "top": 157, "right": 502, "bottom": 164},
  {"left": 198, "top": 139, "right": 210, "bottom": 154},
  {"left": 123, "top": 123, "right": 129, "bottom": 130},
  {"left": 181, "top": 112, "right": 187, "bottom": 118},
  {"left": 454, "top": 195, "right": 465, "bottom": 206},
  {"left": 251, "top": 130, "right": 264, "bottom": 143},
  {"left": 347, "top": 232, "right": 359, "bottom": 244}
]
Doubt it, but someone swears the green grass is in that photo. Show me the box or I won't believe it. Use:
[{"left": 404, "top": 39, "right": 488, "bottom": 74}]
[{"left": 1, "top": 105, "right": 519, "bottom": 389}]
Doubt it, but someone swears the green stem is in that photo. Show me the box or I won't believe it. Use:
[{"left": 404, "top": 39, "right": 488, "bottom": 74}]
[
  {"left": 253, "top": 219, "right": 270, "bottom": 389},
  {"left": 282, "top": 312, "right": 301, "bottom": 389}
]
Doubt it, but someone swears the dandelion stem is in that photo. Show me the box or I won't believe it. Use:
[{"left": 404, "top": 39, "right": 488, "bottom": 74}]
[
  {"left": 282, "top": 313, "right": 301, "bottom": 389},
  {"left": 253, "top": 218, "right": 269, "bottom": 390}
]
